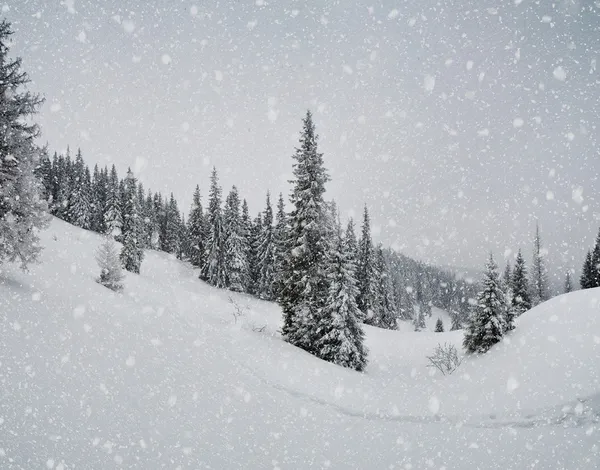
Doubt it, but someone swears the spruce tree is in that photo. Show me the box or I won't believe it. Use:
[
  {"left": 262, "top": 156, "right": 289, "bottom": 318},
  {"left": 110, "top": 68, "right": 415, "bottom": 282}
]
[
  {"left": 162, "top": 193, "right": 182, "bottom": 254},
  {"left": 435, "top": 318, "right": 444, "bottom": 332},
  {"left": 463, "top": 254, "right": 506, "bottom": 354},
  {"left": 375, "top": 245, "right": 397, "bottom": 330},
  {"left": 279, "top": 111, "right": 331, "bottom": 353},
  {"left": 188, "top": 185, "right": 206, "bottom": 268},
  {"left": 590, "top": 228, "right": 600, "bottom": 288},
  {"left": 201, "top": 167, "right": 226, "bottom": 287},
  {"left": 450, "top": 300, "right": 463, "bottom": 331},
  {"left": 96, "top": 235, "right": 124, "bottom": 291},
  {"left": 223, "top": 186, "right": 247, "bottom": 292},
  {"left": 36, "top": 147, "right": 53, "bottom": 203},
  {"left": 68, "top": 148, "right": 91, "bottom": 229},
  {"left": 564, "top": 270, "right": 573, "bottom": 293},
  {"left": 271, "top": 193, "right": 288, "bottom": 300},
  {"left": 315, "top": 215, "right": 368, "bottom": 371},
  {"left": 356, "top": 206, "right": 377, "bottom": 323},
  {"left": 240, "top": 199, "right": 253, "bottom": 291},
  {"left": 511, "top": 249, "right": 531, "bottom": 315},
  {"left": 503, "top": 261, "right": 512, "bottom": 288},
  {"left": 90, "top": 164, "right": 107, "bottom": 233},
  {"left": 256, "top": 192, "right": 276, "bottom": 299},
  {"left": 246, "top": 213, "right": 263, "bottom": 294},
  {"left": 104, "top": 165, "right": 122, "bottom": 237},
  {"left": 530, "top": 224, "right": 549, "bottom": 306},
  {"left": 0, "top": 20, "right": 49, "bottom": 268},
  {"left": 119, "top": 168, "right": 144, "bottom": 273}
]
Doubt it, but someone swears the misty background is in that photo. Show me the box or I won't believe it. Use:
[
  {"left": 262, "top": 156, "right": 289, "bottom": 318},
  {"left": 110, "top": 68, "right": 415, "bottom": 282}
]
[{"left": 6, "top": 0, "right": 600, "bottom": 286}]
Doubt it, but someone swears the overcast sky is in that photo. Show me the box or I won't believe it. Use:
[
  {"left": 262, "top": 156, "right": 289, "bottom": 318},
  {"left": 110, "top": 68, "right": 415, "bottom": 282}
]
[{"left": 6, "top": 0, "right": 600, "bottom": 280}]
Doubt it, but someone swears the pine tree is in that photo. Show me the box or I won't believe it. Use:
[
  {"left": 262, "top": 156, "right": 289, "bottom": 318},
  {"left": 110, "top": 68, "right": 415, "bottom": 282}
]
[
  {"left": 188, "top": 185, "right": 206, "bottom": 268},
  {"left": 564, "top": 270, "right": 573, "bottom": 293},
  {"left": 201, "top": 167, "right": 226, "bottom": 287},
  {"left": 503, "top": 261, "right": 512, "bottom": 289},
  {"left": 68, "top": 148, "right": 91, "bottom": 229},
  {"left": 36, "top": 146, "right": 53, "bottom": 203},
  {"left": 240, "top": 199, "right": 253, "bottom": 291},
  {"left": 95, "top": 235, "right": 124, "bottom": 291},
  {"left": 591, "top": 228, "right": 600, "bottom": 288},
  {"left": 52, "top": 149, "right": 72, "bottom": 221},
  {"left": 90, "top": 164, "right": 107, "bottom": 233},
  {"left": 375, "top": 245, "right": 397, "bottom": 330},
  {"left": 178, "top": 214, "right": 191, "bottom": 260},
  {"left": 463, "top": 254, "right": 506, "bottom": 354},
  {"left": 511, "top": 249, "right": 531, "bottom": 315},
  {"left": 356, "top": 206, "right": 377, "bottom": 323},
  {"left": 580, "top": 250, "right": 593, "bottom": 289},
  {"left": 104, "top": 165, "right": 122, "bottom": 237},
  {"left": 315, "top": 215, "right": 368, "bottom": 371},
  {"left": 256, "top": 192, "right": 276, "bottom": 299},
  {"left": 246, "top": 213, "right": 263, "bottom": 294},
  {"left": 530, "top": 224, "right": 549, "bottom": 306},
  {"left": 450, "top": 301, "right": 463, "bottom": 331},
  {"left": 162, "top": 193, "right": 182, "bottom": 254},
  {"left": 0, "top": 20, "right": 49, "bottom": 268},
  {"left": 280, "top": 111, "right": 331, "bottom": 353},
  {"left": 119, "top": 168, "right": 144, "bottom": 273},
  {"left": 223, "top": 186, "right": 247, "bottom": 292},
  {"left": 435, "top": 318, "right": 444, "bottom": 332},
  {"left": 271, "top": 193, "right": 288, "bottom": 300}
]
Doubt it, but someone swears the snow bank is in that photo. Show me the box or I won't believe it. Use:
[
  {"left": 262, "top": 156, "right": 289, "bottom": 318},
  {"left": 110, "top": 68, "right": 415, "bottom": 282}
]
[{"left": 0, "top": 218, "right": 598, "bottom": 469}]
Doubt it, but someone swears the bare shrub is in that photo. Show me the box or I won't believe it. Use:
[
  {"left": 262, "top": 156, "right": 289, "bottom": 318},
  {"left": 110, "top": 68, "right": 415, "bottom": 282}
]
[
  {"left": 427, "top": 343, "right": 462, "bottom": 376},
  {"left": 228, "top": 296, "right": 247, "bottom": 324}
]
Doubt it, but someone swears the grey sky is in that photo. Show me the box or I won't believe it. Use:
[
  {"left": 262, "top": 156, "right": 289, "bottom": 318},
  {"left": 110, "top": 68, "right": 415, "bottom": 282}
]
[{"left": 6, "top": 0, "right": 600, "bottom": 280}]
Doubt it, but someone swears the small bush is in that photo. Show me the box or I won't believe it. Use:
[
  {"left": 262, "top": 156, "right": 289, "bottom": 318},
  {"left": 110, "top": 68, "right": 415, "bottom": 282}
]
[
  {"left": 95, "top": 236, "right": 124, "bottom": 292},
  {"left": 427, "top": 343, "right": 462, "bottom": 375}
]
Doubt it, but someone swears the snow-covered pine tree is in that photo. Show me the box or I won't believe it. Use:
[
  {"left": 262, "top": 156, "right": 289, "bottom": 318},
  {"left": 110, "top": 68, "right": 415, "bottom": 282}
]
[
  {"left": 279, "top": 111, "right": 331, "bottom": 354},
  {"left": 450, "top": 306, "right": 462, "bottom": 331},
  {"left": 119, "top": 168, "right": 144, "bottom": 273},
  {"left": 95, "top": 235, "right": 124, "bottom": 291},
  {"left": 435, "top": 318, "right": 444, "bottom": 332},
  {"left": 315, "top": 213, "right": 368, "bottom": 371},
  {"left": 356, "top": 206, "right": 377, "bottom": 323},
  {"left": 188, "top": 185, "right": 206, "bottom": 268},
  {"left": 590, "top": 228, "right": 600, "bottom": 288},
  {"left": 223, "top": 186, "right": 247, "bottom": 292},
  {"left": 162, "top": 193, "right": 182, "bottom": 254},
  {"left": 178, "top": 214, "right": 191, "bottom": 260},
  {"left": 375, "top": 245, "right": 397, "bottom": 330},
  {"left": 463, "top": 254, "right": 506, "bottom": 354},
  {"left": 201, "top": 167, "right": 226, "bottom": 287},
  {"left": 511, "top": 249, "right": 531, "bottom": 315},
  {"left": 564, "top": 270, "right": 573, "bottom": 293},
  {"left": 246, "top": 212, "right": 262, "bottom": 295},
  {"left": 503, "top": 261, "right": 512, "bottom": 289},
  {"left": 256, "top": 192, "right": 276, "bottom": 299},
  {"left": 414, "top": 276, "right": 432, "bottom": 324},
  {"left": 530, "top": 224, "right": 549, "bottom": 306},
  {"left": 90, "top": 164, "right": 107, "bottom": 233},
  {"left": 36, "top": 146, "right": 53, "bottom": 203},
  {"left": 240, "top": 199, "right": 253, "bottom": 292},
  {"left": 271, "top": 193, "right": 288, "bottom": 301},
  {"left": 150, "top": 192, "right": 164, "bottom": 250},
  {"left": 104, "top": 165, "right": 123, "bottom": 238},
  {"left": 580, "top": 250, "right": 593, "bottom": 289},
  {"left": 68, "top": 148, "right": 91, "bottom": 229},
  {"left": 0, "top": 20, "right": 49, "bottom": 269},
  {"left": 54, "top": 149, "right": 73, "bottom": 221}
]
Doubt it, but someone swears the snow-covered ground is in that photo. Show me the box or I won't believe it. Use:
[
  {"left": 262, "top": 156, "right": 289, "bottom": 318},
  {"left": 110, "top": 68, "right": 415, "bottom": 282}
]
[{"left": 1, "top": 218, "right": 598, "bottom": 469}]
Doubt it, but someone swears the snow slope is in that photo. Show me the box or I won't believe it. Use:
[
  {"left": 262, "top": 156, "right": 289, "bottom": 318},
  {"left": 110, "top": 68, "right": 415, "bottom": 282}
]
[{"left": 1, "top": 218, "right": 598, "bottom": 469}]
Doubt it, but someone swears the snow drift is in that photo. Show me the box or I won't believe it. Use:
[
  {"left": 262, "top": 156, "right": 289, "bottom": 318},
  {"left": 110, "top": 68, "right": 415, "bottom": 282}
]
[{"left": 1, "top": 218, "right": 598, "bottom": 469}]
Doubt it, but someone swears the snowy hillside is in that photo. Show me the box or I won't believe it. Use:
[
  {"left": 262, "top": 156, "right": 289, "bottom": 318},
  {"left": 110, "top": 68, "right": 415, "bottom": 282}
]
[{"left": 1, "top": 219, "right": 598, "bottom": 469}]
